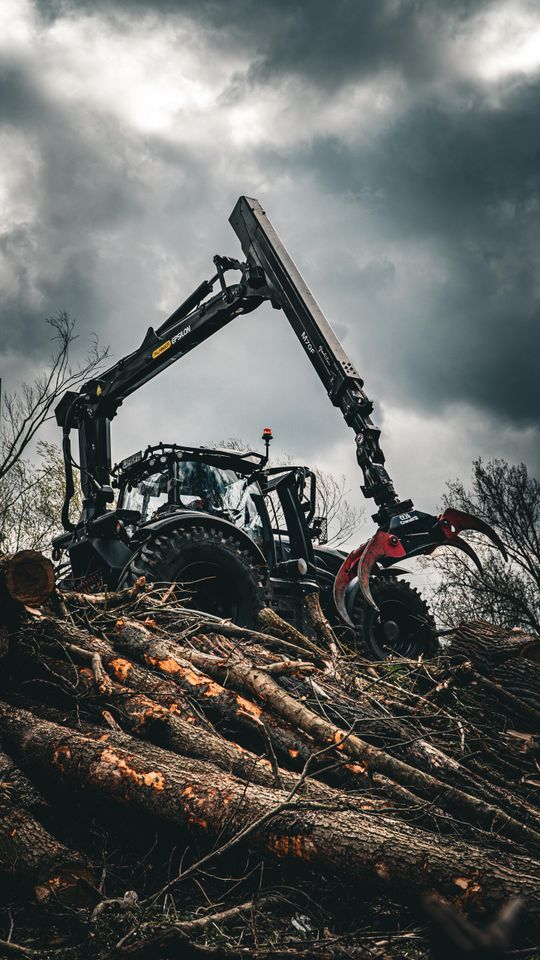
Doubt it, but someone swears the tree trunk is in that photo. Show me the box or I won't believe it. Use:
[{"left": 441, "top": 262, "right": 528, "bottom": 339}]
[
  {"left": 0, "top": 703, "right": 538, "bottom": 924},
  {"left": 180, "top": 647, "right": 540, "bottom": 851},
  {"left": 446, "top": 621, "right": 539, "bottom": 668},
  {"left": 0, "top": 550, "right": 55, "bottom": 608},
  {"left": 446, "top": 622, "right": 540, "bottom": 723},
  {"left": 0, "top": 748, "right": 94, "bottom": 904}
]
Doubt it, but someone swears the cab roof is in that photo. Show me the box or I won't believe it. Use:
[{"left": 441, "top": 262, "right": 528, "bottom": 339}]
[{"left": 112, "top": 442, "right": 265, "bottom": 483}]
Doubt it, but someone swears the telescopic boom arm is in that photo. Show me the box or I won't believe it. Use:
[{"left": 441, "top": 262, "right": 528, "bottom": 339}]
[
  {"left": 55, "top": 196, "right": 506, "bottom": 618},
  {"left": 230, "top": 197, "right": 406, "bottom": 525}
]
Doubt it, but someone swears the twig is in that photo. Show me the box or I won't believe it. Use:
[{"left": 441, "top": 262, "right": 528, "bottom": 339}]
[{"left": 258, "top": 722, "right": 283, "bottom": 789}]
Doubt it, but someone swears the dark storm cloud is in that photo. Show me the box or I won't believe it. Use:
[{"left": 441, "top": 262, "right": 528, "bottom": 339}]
[
  {"left": 0, "top": 64, "right": 131, "bottom": 352},
  {"left": 30, "top": 0, "right": 538, "bottom": 431},
  {"left": 257, "top": 74, "right": 540, "bottom": 427},
  {"left": 0, "top": 55, "right": 213, "bottom": 359},
  {"left": 35, "top": 0, "right": 494, "bottom": 90},
  {"left": 1, "top": 0, "right": 538, "bottom": 509}
]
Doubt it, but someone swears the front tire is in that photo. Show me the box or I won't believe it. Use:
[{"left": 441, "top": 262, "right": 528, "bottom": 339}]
[
  {"left": 119, "top": 525, "right": 266, "bottom": 627},
  {"left": 350, "top": 576, "right": 438, "bottom": 660}
]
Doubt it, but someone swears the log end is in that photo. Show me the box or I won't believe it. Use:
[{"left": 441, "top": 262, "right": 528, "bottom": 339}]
[{"left": 3, "top": 550, "right": 55, "bottom": 606}]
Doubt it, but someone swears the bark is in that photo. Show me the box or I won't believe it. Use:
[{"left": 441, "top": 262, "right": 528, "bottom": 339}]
[
  {"left": 304, "top": 591, "right": 340, "bottom": 656},
  {"left": 23, "top": 613, "right": 540, "bottom": 831},
  {"left": 445, "top": 623, "right": 540, "bottom": 725},
  {"left": 0, "top": 745, "right": 49, "bottom": 817},
  {"left": 20, "top": 650, "right": 344, "bottom": 804},
  {"left": 0, "top": 550, "right": 54, "bottom": 608},
  {"left": 0, "top": 703, "right": 538, "bottom": 923},
  {"left": 181, "top": 647, "right": 540, "bottom": 851},
  {"left": 0, "top": 746, "right": 94, "bottom": 905},
  {"left": 211, "top": 633, "right": 540, "bottom": 830},
  {"left": 23, "top": 615, "right": 210, "bottom": 729},
  {"left": 257, "top": 608, "right": 326, "bottom": 657},
  {"left": 446, "top": 622, "right": 539, "bottom": 668},
  {"left": 113, "top": 619, "right": 319, "bottom": 771},
  {"left": 108, "top": 619, "right": 540, "bottom": 834}
]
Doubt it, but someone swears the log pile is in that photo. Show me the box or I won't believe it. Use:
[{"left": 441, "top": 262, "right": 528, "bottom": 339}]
[{"left": 0, "top": 552, "right": 539, "bottom": 959}]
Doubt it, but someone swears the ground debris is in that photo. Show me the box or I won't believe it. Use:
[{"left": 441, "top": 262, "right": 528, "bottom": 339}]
[{"left": 0, "top": 557, "right": 538, "bottom": 959}]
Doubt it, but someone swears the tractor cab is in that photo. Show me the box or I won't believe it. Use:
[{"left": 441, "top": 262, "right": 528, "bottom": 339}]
[
  {"left": 114, "top": 444, "right": 268, "bottom": 545},
  {"left": 53, "top": 432, "right": 335, "bottom": 631}
]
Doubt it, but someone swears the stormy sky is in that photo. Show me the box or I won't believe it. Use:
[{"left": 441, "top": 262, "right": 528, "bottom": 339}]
[{"left": 1, "top": 0, "right": 539, "bottom": 545}]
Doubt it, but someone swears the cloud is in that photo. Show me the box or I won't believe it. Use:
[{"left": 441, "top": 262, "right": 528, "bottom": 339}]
[
  {"left": 0, "top": 0, "right": 538, "bottom": 534},
  {"left": 260, "top": 70, "right": 540, "bottom": 426},
  {"left": 34, "top": 1, "right": 497, "bottom": 90}
]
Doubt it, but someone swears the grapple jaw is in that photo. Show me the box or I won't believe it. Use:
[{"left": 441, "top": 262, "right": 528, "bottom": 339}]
[{"left": 334, "top": 507, "right": 507, "bottom": 621}]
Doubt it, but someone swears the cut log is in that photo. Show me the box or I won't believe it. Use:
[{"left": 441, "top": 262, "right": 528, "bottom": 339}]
[
  {"left": 180, "top": 647, "right": 540, "bottom": 851},
  {"left": 0, "top": 746, "right": 49, "bottom": 817},
  {"left": 0, "top": 747, "right": 94, "bottom": 904},
  {"left": 446, "top": 622, "right": 540, "bottom": 725},
  {"left": 0, "top": 703, "right": 538, "bottom": 923},
  {"left": 0, "top": 550, "right": 55, "bottom": 608},
  {"left": 113, "top": 619, "right": 319, "bottom": 770},
  {"left": 257, "top": 607, "right": 326, "bottom": 657},
  {"left": 18, "top": 650, "right": 344, "bottom": 803},
  {"left": 446, "top": 622, "right": 539, "bottom": 668},
  {"left": 304, "top": 591, "right": 340, "bottom": 656}
]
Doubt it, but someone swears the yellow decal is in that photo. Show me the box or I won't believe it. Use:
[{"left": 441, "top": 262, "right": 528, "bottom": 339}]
[
  {"left": 152, "top": 340, "right": 172, "bottom": 360},
  {"left": 96, "top": 384, "right": 102, "bottom": 396}
]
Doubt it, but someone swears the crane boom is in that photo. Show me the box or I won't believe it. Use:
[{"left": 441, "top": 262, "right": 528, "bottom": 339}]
[
  {"left": 230, "top": 196, "right": 405, "bottom": 522},
  {"left": 56, "top": 196, "right": 408, "bottom": 528}
]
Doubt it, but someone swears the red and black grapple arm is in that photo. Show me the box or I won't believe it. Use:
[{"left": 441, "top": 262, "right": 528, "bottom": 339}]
[{"left": 230, "top": 197, "right": 507, "bottom": 621}]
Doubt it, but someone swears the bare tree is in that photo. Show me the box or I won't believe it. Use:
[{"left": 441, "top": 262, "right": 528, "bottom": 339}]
[
  {"left": 0, "top": 312, "right": 106, "bottom": 483},
  {"left": 428, "top": 459, "right": 540, "bottom": 634},
  {"left": 212, "top": 437, "right": 362, "bottom": 548},
  {"left": 312, "top": 468, "right": 362, "bottom": 547},
  {"left": 0, "top": 313, "right": 107, "bottom": 552},
  {"left": 0, "top": 442, "right": 83, "bottom": 553}
]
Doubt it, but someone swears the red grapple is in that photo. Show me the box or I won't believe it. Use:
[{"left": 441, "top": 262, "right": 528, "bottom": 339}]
[
  {"left": 439, "top": 508, "right": 508, "bottom": 559},
  {"left": 334, "top": 507, "right": 507, "bottom": 620},
  {"left": 334, "top": 532, "right": 406, "bottom": 624}
]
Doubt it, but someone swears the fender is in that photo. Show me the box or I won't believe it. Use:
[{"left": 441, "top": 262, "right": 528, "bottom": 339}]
[{"left": 127, "top": 509, "right": 267, "bottom": 569}]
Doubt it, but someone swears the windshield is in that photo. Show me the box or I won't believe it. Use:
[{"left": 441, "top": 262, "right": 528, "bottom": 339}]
[
  {"left": 175, "top": 461, "right": 263, "bottom": 540},
  {"left": 120, "top": 458, "right": 264, "bottom": 540},
  {"left": 121, "top": 472, "right": 169, "bottom": 522},
  {"left": 176, "top": 461, "right": 238, "bottom": 509}
]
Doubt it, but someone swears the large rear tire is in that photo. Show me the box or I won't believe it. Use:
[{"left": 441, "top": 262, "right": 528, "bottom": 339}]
[
  {"left": 350, "top": 576, "right": 438, "bottom": 660},
  {"left": 119, "top": 525, "right": 266, "bottom": 628}
]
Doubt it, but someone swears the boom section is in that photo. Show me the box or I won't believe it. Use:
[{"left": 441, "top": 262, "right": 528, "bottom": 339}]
[
  {"left": 78, "top": 267, "right": 268, "bottom": 422},
  {"left": 229, "top": 196, "right": 403, "bottom": 521}
]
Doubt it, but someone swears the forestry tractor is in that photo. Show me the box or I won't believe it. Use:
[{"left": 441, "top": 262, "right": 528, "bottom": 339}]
[{"left": 52, "top": 197, "right": 507, "bottom": 658}]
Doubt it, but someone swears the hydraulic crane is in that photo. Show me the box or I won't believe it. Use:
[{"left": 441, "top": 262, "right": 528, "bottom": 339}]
[{"left": 54, "top": 197, "right": 506, "bottom": 651}]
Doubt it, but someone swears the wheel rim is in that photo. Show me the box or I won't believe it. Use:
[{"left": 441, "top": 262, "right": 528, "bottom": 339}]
[
  {"left": 349, "top": 579, "right": 435, "bottom": 659},
  {"left": 370, "top": 595, "right": 427, "bottom": 658},
  {"left": 174, "top": 561, "right": 241, "bottom": 620}
]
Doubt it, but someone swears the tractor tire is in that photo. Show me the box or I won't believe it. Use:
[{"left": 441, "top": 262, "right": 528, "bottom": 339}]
[
  {"left": 119, "top": 525, "right": 266, "bottom": 628},
  {"left": 350, "top": 576, "right": 438, "bottom": 660}
]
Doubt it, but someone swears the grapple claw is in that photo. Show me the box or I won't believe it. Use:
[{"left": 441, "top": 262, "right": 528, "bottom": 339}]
[
  {"left": 444, "top": 533, "right": 484, "bottom": 573},
  {"left": 334, "top": 533, "right": 407, "bottom": 623},
  {"left": 357, "top": 531, "right": 407, "bottom": 611},
  {"left": 332, "top": 505, "right": 507, "bottom": 629},
  {"left": 334, "top": 544, "right": 365, "bottom": 627},
  {"left": 439, "top": 508, "right": 508, "bottom": 561}
]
